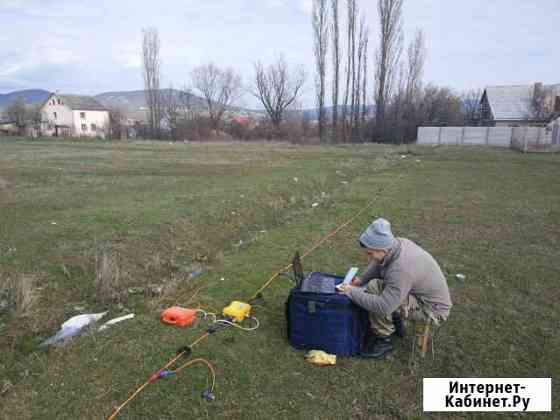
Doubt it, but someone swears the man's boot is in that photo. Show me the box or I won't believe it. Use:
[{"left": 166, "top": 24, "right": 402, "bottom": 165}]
[
  {"left": 361, "top": 332, "right": 377, "bottom": 355},
  {"left": 392, "top": 311, "right": 406, "bottom": 338},
  {"left": 359, "top": 335, "right": 394, "bottom": 359}
]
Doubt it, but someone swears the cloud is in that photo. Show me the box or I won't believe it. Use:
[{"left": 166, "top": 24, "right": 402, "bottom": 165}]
[
  {"left": 0, "top": 0, "right": 104, "bottom": 18},
  {"left": 267, "top": 0, "right": 286, "bottom": 7},
  {"left": 0, "top": 63, "right": 21, "bottom": 77},
  {"left": 113, "top": 44, "right": 142, "bottom": 69}
]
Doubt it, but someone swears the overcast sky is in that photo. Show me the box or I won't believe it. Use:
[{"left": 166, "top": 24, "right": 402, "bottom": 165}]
[{"left": 1, "top": 0, "right": 559, "bottom": 108}]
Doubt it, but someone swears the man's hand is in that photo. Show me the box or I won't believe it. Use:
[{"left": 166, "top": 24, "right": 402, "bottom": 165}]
[
  {"left": 336, "top": 284, "right": 353, "bottom": 294},
  {"left": 351, "top": 275, "right": 362, "bottom": 286}
]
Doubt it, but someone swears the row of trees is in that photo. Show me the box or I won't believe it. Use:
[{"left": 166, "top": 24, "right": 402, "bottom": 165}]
[
  {"left": 137, "top": 3, "right": 499, "bottom": 144},
  {"left": 311, "top": 0, "right": 428, "bottom": 143},
  {"left": 140, "top": 28, "right": 306, "bottom": 140},
  {"left": 312, "top": 0, "right": 371, "bottom": 143},
  {"left": 310, "top": 0, "right": 481, "bottom": 143}
]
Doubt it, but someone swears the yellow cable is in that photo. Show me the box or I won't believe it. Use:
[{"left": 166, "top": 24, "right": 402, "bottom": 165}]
[
  {"left": 172, "top": 358, "right": 216, "bottom": 392},
  {"left": 107, "top": 332, "right": 210, "bottom": 420},
  {"left": 250, "top": 199, "right": 375, "bottom": 300},
  {"left": 108, "top": 200, "right": 376, "bottom": 419}
]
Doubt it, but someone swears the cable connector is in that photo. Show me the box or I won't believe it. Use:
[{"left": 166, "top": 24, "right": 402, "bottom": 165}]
[
  {"left": 202, "top": 389, "right": 215, "bottom": 402},
  {"left": 207, "top": 317, "right": 233, "bottom": 334},
  {"left": 148, "top": 369, "right": 165, "bottom": 383},
  {"left": 248, "top": 293, "right": 264, "bottom": 306},
  {"left": 176, "top": 346, "right": 192, "bottom": 359},
  {"left": 158, "top": 369, "right": 174, "bottom": 379}
]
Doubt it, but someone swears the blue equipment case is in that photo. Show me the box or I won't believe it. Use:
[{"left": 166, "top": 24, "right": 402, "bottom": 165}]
[{"left": 285, "top": 272, "right": 369, "bottom": 357}]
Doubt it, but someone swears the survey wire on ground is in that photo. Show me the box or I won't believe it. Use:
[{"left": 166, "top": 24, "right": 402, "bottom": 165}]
[{"left": 107, "top": 198, "right": 376, "bottom": 419}]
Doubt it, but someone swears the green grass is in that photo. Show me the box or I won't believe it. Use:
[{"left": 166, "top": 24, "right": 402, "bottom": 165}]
[{"left": 0, "top": 137, "right": 558, "bottom": 419}]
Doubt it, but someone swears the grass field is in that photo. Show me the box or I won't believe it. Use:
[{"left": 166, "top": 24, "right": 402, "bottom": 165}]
[{"left": 0, "top": 137, "right": 558, "bottom": 419}]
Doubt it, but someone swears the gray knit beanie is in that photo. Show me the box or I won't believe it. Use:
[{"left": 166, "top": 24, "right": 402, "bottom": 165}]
[{"left": 359, "top": 218, "right": 395, "bottom": 250}]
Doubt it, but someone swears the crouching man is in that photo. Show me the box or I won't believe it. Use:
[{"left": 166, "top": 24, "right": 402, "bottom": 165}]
[{"left": 338, "top": 218, "right": 452, "bottom": 359}]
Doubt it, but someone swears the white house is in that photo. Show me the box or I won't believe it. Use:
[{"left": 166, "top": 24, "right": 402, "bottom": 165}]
[{"left": 40, "top": 93, "right": 109, "bottom": 138}]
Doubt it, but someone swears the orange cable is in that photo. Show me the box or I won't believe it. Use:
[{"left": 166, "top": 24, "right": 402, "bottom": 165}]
[
  {"left": 108, "top": 200, "right": 374, "bottom": 419},
  {"left": 107, "top": 332, "right": 210, "bottom": 420}
]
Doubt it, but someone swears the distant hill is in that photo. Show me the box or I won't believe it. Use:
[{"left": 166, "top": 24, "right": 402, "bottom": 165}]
[
  {"left": 0, "top": 89, "right": 50, "bottom": 110},
  {"left": 1, "top": 88, "right": 367, "bottom": 122},
  {"left": 95, "top": 89, "right": 206, "bottom": 111},
  {"left": 95, "top": 89, "right": 267, "bottom": 121}
]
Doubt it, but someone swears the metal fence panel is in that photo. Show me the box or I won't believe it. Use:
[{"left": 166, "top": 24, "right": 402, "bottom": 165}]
[
  {"left": 488, "top": 127, "right": 512, "bottom": 146},
  {"left": 418, "top": 127, "right": 511, "bottom": 147},
  {"left": 417, "top": 127, "right": 441, "bottom": 144},
  {"left": 463, "top": 127, "right": 487, "bottom": 145},
  {"left": 418, "top": 126, "right": 557, "bottom": 151},
  {"left": 441, "top": 127, "right": 463, "bottom": 145}
]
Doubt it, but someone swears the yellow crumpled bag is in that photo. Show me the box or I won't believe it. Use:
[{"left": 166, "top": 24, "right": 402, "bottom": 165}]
[{"left": 305, "top": 350, "right": 337, "bottom": 365}]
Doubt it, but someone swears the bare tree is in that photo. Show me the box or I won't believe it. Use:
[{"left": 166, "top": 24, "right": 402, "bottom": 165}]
[
  {"left": 4, "top": 97, "right": 28, "bottom": 132},
  {"left": 107, "top": 106, "right": 126, "bottom": 139},
  {"left": 418, "top": 85, "right": 464, "bottom": 126},
  {"left": 342, "top": 0, "right": 357, "bottom": 142},
  {"left": 330, "top": 0, "right": 340, "bottom": 134},
  {"left": 178, "top": 86, "right": 197, "bottom": 121},
  {"left": 252, "top": 56, "right": 306, "bottom": 131},
  {"left": 142, "top": 27, "right": 162, "bottom": 138},
  {"left": 461, "top": 88, "right": 482, "bottom": 125},
  {"left": 360, "top": 33, "right": 369, "bottom": 125},
  {"left": 374, "top": 0, "right": 403, "bottom": 141},
  {"left": 342, "top": 0, "right": 356, "bottom": 141},
  {"left": 404, "top": 29, "right": 425, "bottom": 107},
  {"left": 353, "top": 16, "right": 368, "bottom": 137},
  {"left": 531, "top": 83, "right": 553, "bottom": 121},
  {"left": 313, "top": 0, "right": 329, "bottom": 143},
  {"left": 402, "top": 29, "right": 426, "bottom": 140},
  {"left": 191, "top": 63, "right": 243, "bottom": 130},
  {"left": 349, "top": 1, "right": 358, "bottom": 136},
  {"left": 162, "top": 86, "right": 182, "bottom": 139},
  {"left": 390, "top": 63, "right": 406, "bottom": 143},
  {"left": 28, "top": 104, "right": 42, "bottom": 134}
]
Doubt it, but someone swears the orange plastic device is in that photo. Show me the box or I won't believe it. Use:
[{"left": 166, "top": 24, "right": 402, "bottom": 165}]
[{"left": 161, "top": 306, "right": 197, "bottom": 327}]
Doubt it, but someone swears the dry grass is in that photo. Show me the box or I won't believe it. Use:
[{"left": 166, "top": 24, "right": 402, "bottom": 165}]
[
  {"left": 0, "top": 273, "right": 37, "bottom": 315},
  {"left": 94, "top": 245, "right": 121, "bottom": 303}
]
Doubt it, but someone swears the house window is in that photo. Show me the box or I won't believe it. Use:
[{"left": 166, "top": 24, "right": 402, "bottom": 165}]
[
  {"left": 57, "top": 99, "right": 61, "bottom": 105},
  {"left": 80, "top": 112, "right": 86, "bottom": 119},
  {"left": 53, "top": 112, "right": 57, "bottom": 119},
  {"left": 81, "top": 124, "right": 87, "bottom": 131},
  {"left": 91, "top": 123, "right": 97, "bottom": 131},
  {"left": 555, "top": 96, "right": 560, "bottom": 113}
]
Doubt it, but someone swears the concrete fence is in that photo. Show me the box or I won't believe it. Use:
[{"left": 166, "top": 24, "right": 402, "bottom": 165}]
[{"left": 417, "top": 126, "right": 558, "bottom": 152}]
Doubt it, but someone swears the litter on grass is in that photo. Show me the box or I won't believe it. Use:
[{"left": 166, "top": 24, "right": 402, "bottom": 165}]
[
  {"left": 305, "top": 350, "right": 336, "bottom": 366},
  {"left": 98, "top": 314, "right": 135, "bottom": 332},
  {"left": 39, "top": 311, "right": 107, "bottom": 348}
]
